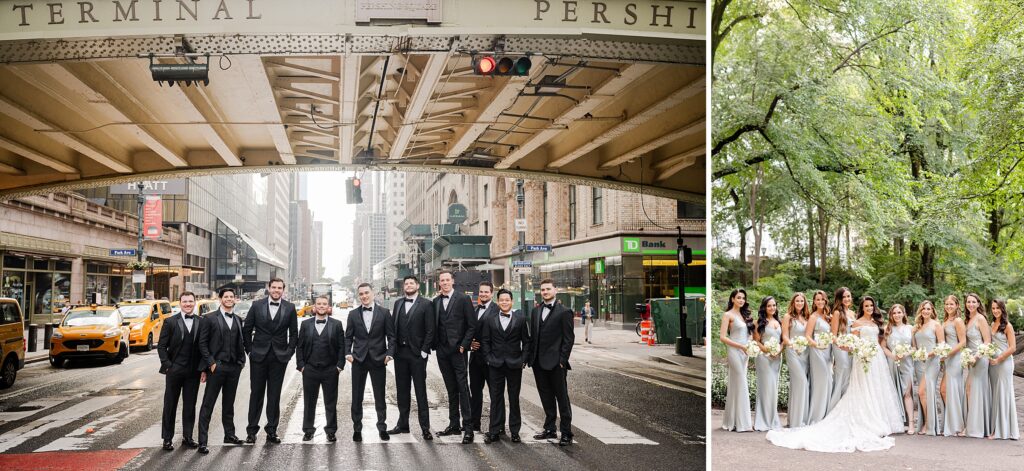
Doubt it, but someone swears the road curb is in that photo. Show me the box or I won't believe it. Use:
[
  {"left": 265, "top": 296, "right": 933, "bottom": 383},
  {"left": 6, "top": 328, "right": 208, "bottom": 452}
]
[
  {"left": 25, "top": 355, "right": 49, "bottom": 365},
  {"left": 650, "top": 355, "right": 688, "bottom": 367}
]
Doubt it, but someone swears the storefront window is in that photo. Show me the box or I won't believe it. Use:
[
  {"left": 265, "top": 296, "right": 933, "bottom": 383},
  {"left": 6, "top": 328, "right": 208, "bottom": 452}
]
[
  {"left": 2, "top": 271, "right": 26, "bottom": 310},
  {"left": 3, "top": 255, "right": 26, "bottom": 269},
  {"left": 32, "top": 272, "right": 53, "bottom": 319},
  {"left": 53, "top": 272, "right": 71, "bottom": 311}
]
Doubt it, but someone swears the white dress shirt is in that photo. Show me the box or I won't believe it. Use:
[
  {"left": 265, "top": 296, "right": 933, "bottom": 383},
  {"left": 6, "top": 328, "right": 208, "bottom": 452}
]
[
  {"left": 222, "top": 310, "right": 235, "bottom": 329},
  {"left": 361, "top": 305, "right": 374, "bottom": 329},
  {"left": 314, "top": 317, "right": 327, "bottom": 335},
  {"left": 541, "top": 303, "right": 551, "bottom": 322},
  {"left": 477, "top": 301, "right": 491, "bottom": 320},
  {"left": 441, "top": 289, "right": 453, "bottom": 311},
  {"left": 269, "top": 297, "right": 281, "bottom": 320},
  {"left": 499, "top": 310, "right": 513, "bottom": 330},
  {"left": 181, "top": 311, "right": 194, "bottom": 333}
]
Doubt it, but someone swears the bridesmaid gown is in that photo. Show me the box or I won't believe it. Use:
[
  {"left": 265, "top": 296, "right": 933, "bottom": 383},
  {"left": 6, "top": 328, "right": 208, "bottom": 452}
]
[
  {"left": 785, "top": 318, "right": 810, "bottom": 427},
  {"left": 989, "top": 329, "right": 1019, "bottom": 439},
  {"left": 943, "top": 322, "right": 966, "bottom": 436},
  {"left": 722, "top": 314, "right": 752, "bottom": 431},
  {"left": 964, "top": 323, "right": 991, "bottom": 438},
  {"left": 915, "top": 326, "right": 942, "bottom": 435},
  {"left": 807, "top": 316, "right": 833, "bottom": 424},
  {"left": 887, "top": 324, "right": 914, "bottom": 425},
  {"left": 754, "top": 324, "right": 783, "bottom": 431},
  {"left": 829, "top": 317, "right": 854, "bottom": 413}
]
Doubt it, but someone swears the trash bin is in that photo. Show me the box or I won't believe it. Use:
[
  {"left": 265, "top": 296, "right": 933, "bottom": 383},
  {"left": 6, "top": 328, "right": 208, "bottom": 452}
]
[{"left": 650, "top": 295, "right": 706, "bottom": 345}]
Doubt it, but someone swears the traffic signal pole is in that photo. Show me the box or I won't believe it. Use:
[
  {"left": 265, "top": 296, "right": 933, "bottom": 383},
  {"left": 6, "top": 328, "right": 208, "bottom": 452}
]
[{"left": 676, "top": 226, "right": 692, "bottom": 357}]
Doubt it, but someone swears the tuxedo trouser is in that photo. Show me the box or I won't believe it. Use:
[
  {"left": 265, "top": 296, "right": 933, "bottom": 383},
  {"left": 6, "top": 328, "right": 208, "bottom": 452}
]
[
  {"left": 247, "top": 356, "right": 288, "bottom": 436},
  {"left": 533, "top": 366, "right": 573, "bottom": 436},
  {"left": 488, "top": 365, "right": 523, "bottom": 436},
  {"left": 468, "top": 353, "right": 489, "bottom": 429},
  {"left": 161, "top": 366, "right": 201, "bottom": 441},
  {"left": 351, "top": 361, "right": 387, "bottom": 432},
  {"left": 302, "top": 364, "right": 340, "bottom": 434},
  {"left": 437, "top": 348, "right": 473, "bottom": 430},
  {"left": 198, "top": 362, "right": 243, "bottom": 445},
  {"left": 394, "top": 345, "right": 431, "bottom": 433}
]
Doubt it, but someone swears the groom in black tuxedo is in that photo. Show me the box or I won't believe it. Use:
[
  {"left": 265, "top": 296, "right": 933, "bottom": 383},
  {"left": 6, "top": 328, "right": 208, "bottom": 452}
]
[
  {"left": 196, "top": 288, "right": 247, "bottom": 454},
  {"left": 432, "top": 270, "right": 476, "bottom": 444},
  {"left": 387, "top": 275, "right": 436, "bottom": 440},
  {"left": 346, "top": 282, "right": 395, "bottom": 442},
  {"left": 480, "top": 289, "right": 531, "bottom": 444},
  {"left": 530, "top": 279, "right": 575, "bottom": 446},
  {"left": 157, "top": 291, "right": 203, "bottom": 451},
  {"left": 296, "top": 295, "right": 346, "bottom": 442},
  {"left": 468, "top": 281, "right": 498, "bottom": 432},
  {"left": 242, "top": 277, "right": 298, "bottom": 444}
]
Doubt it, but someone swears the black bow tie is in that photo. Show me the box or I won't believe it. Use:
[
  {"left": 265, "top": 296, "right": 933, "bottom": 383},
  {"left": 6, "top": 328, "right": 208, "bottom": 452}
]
[
  {"left": 500, "top": 312, "right": 511, "bottom": 318},
  {"left": 440, "top": 294, "right": 449, "bottom": 299},
  {"left": 269, "top": 301, "right": 280, "bottom": 306},
  {"left": 405, "top": 298, "right": 415, "bottom": 302},
  {"left": 184, "top": 314, "right": 194, "bottom": 319},
  {"left": 543, "top": 304, "right": 554, "bottom": 310},
  {"left": 362, "top": 306, "right": 373, "bottom": 312},
  {"left": 223, "top": 312, "right": 234, "bottom": 318},
  {"left": 478, "top": 304, "right": 487, "bottom": 310},
  {"left": 315, "top": 319, "right": 326, "bottom": 324}
]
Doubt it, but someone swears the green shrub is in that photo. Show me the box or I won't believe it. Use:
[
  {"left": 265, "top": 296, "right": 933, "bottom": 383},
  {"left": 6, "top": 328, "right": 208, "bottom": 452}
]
[{"left": 710, "top": 355, "right": 791, "bottom": 411}]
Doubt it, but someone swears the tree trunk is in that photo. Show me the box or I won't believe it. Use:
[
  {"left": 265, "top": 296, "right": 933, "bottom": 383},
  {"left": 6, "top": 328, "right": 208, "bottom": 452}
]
[
  {"left": 750, "top": 165, "right": 764, "bottom": 285},
  {"left": 817, "top": 205, "right": 829, "bottom": 284},
  {"left": 989, "top": 208, "right": 1002, "bottom": 250},
  {"left": 808, "top": 205, "right": 817, "bottom": 273},
  {"left": 731, "top": 188, "right": 748, "bottom": 286}
]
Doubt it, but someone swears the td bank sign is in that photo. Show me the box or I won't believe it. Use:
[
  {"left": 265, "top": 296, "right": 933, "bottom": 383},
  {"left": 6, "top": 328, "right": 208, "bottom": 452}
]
[{"left": 622, "top": 237, "right": 668, "bottom": 253}]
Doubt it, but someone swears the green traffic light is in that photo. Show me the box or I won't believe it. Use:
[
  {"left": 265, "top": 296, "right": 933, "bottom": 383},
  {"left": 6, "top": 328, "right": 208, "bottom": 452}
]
[{"left": 514, "top": 57, "right": 532, "bottom": 76}]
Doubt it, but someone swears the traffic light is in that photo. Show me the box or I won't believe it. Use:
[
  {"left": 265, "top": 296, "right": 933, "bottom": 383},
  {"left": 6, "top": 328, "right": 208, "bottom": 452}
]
[
  {"left": 473, "top": 55, "right": 532, "bottom": 76},
  {"left": 345, "top": 177, "right": 363, "bottom": 204}
]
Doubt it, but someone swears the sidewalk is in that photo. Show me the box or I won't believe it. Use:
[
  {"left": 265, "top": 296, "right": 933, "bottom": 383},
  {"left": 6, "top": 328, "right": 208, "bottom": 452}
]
[
  {"left": 576, "top": 324, "right": 706, "bottom": 366},
  {"left": 22, "top": 326, "right": 53, "bottom": 364}
]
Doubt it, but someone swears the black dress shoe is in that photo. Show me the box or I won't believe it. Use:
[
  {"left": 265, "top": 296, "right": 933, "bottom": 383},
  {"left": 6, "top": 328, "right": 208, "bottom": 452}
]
[
  {"left": 244, "top": 434, "right": 256, "bottom": 444},
  {"left": 422, "top": 432, "right": 434, "bottom": 441},
  {"left": 379, "top": 431, "right": 390, "bottom": 441},
  {"left": 483, "top": 433, "right": 498, "bottom": 444},
  {"left": 473, "top": 426, "right": 482, "bottom": 432},
  {"left": 326, "top": 433, "right": 336, "bottom": 442},
  {"left": 461, "top": 432, "right": 474, "bottom": 444},
  {"left": 533, "top": 430, "right": 557, "bottom": 440},
  {"left": 197, "top": 446, "right": 210, "bottom": 454},
  {"left": 436, "top": 425, "right": 461, "bottom": 436},
  {"left": 386, "top": 427, "right": 410, "bottom": 435},
  {"left": 302, "top": 432, "right": 314, "bottom": 441},
  {"left": 352, "top": 432, "right": 362, "bottom": 442},
  {"left": 224, "top": 435, "right": 244, "bottom": 445},
  {"left": 511, "top": 433, "right": 521, "bottom": 443},
  {"left": 558, "top": 435, "right": 573, "bottom": 446},
  {"left": 498, "top": 429, "right": 506, "bottom": 436},
  {"left": 162, "top": 441, "right": 174, "bottom": 451},
  {"left": 267, "top": 434, "right": 281, "bottom": 444},
  {"left": 182, "top": 438, "right": 199, "bottom": 449}
]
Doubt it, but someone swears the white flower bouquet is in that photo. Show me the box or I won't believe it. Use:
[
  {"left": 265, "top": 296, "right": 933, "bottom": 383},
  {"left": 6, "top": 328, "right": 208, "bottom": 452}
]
[
  {"left": 976, "top": 342, "right": 998, "bottom": 359},
  {"left": 893, "top": 343, "right": 914, "bottom": 360},
  {"left": 960, "top": 348, "right": 976, "bottom": 369},
  {"left": 764, "top": 337, "right": 783, "bottom": 357},
  {"left": 791, "top": 336, "right": 809, "bottom": 354},
  {"left": 911, "top": 348, "right": 928, "bottom": 361},
  {"left": 745, "top": 341, "right": 762, "bottom": 358},
  {"left": 853, "top": 338, "right": 878, "bottom": 373},
  {"left": 836, "top": 333, "right": 859, "bottom": 350},
  {"left": 932, "top": 342, "right": 952, "bottom": 359},
  {"left": 814, "top": 331, "right": 834, "bottom": 349}
]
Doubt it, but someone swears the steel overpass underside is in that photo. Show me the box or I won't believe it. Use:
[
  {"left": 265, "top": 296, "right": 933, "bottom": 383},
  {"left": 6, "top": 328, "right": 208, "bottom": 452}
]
[{"left": 0, "top": 32, "right": 704, "bottom": 201}]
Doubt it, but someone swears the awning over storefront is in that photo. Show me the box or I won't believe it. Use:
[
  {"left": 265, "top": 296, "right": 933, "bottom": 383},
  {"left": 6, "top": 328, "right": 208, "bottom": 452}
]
[{"left": 218, "top": 219, "right": 287, "bottom": 269}]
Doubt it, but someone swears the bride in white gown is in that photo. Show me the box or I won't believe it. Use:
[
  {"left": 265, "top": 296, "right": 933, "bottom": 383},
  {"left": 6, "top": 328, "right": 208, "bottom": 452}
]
[{"left": 766, "top": 296, "right": 904, "bottom": 452}]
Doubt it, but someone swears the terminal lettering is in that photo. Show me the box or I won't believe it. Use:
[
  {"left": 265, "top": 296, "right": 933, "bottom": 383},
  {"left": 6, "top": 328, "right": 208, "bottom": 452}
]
[
  {"left": 10, "top": 0, "right": 261, "bottom": 26},
  {"left": 533, "top": 0, "right": 698, "bottom": 28}
]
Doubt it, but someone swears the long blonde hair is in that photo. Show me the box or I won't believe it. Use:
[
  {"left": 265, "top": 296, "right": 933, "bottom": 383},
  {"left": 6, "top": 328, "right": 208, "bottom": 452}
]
[
  {"left": 885, "top": 303, "right": 907, "bottom": 338},
  {"left": 915, "top": 300, "right": 936, "bottom": 329},
  {"left": 812, "top": 290, "right": 830, "bottom": 321},
  {"left": 787, "top": 292, "right": 810, "bottom": 322},
  {"left": 942, "top": 294, "right": 961, "bottom": 322}
]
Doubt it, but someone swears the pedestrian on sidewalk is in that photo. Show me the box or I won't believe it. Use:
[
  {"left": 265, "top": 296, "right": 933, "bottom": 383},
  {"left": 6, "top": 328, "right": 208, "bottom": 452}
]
[{"left": 581, "top": 301, "right": 595, "bottom": 344}]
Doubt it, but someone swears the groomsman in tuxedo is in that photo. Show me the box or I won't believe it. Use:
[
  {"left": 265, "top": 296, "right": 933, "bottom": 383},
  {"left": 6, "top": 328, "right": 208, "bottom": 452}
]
[
  {"left": 296, "top": 295, "right": 345, "bottom": 442},
  {"left": 468, "top": 281, "right": 498, "bottom": 432},
  {"left": 157, "top": 291, "right": 203, "bottom": 451},
  {"left": 387, "top": 275, "right": 436, "bottom": 440},
  {"left": 530, "top": 279, "right": 575, "bottom": 446},
  {"left": 346, "top": 283, "right": 395, "bottom": 442},
  {"left": 432, "top": 270, "right": 476, "bottom": 443},
  {"left": 480, "top": 289, "right": 531, "bottom": 444},
  {"left": 197, "top": 288, "right": 247, "bottom": 454},
  {"left": 242, "top": 277, "right": 298, "bottom": 444}
]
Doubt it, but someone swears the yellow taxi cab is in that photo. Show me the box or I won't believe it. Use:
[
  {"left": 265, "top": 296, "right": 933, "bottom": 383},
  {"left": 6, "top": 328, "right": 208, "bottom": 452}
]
[
  {"left": 49, "top": 305, "right": 129, "bottom": 367},
  {"left": 196, "top": 299, "right": 220, "bottom": 316},
  {"left": 0, "top": 298, "right": 26, "bottom": 389},
  {"left": 116, "top": 300, "right": 171, "bottom": 351},
  {"left": 170, "top": 300, "right": 181, "bottom": 316}
]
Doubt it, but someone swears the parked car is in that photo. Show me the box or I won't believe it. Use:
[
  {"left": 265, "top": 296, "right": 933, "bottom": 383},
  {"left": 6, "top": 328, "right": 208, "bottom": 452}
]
[
  {"left": 49, "top": 305, "right": 130, "bottom": 367},
  {"left": 0, "top": 298, "right": 26, "bottom": 389}
]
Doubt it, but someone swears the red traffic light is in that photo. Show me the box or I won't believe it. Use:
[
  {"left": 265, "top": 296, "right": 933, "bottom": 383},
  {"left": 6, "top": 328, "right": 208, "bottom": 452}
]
[
  {"left": 352, "top": 178, "right": 361, "bottom": 187},
  {"left": 475, "top": 56, "right": 496, "bottom": 75}
]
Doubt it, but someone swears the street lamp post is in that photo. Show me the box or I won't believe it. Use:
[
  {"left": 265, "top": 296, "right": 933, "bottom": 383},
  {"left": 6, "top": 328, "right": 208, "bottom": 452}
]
[
  {"left": 516, "top": 180, "right": 526, "bottom": 314},
  {"left": 135, "top": 185, "right": 146, "bottom": 299},
  {"left": 676, "top": 226, "right": 692, "bottom": 357}
]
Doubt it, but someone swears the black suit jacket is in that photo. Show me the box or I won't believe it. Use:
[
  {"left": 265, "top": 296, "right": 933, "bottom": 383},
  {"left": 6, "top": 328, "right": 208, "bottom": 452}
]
[
  {"left": 157, "top": 313, "right": 202, "bottom": 374},
  {"left": 391, "top": 296, "right": 435, "bottom": 356},
  {"left": 198, "top": 310, "right": 247, "bottom": 372},
  {"left": 295, "top": 317, "right": 346, "bottom": 371},
  {"left": 242, "top": 297, "right": 298, "bottom": 363},
  {"left": 529, "top": 302, "right": 574, "bottom": 371},
  {"left": 469, "top": 302, "right": 499, "bottom": 364},
  {"left": 432, "top": 291, "right": 475, "bottom": 354},
  {"left": 480, "top": 309, "right": 532, "bottom": 369},
  {"left": 345, "top": 305, "right": 396, "bottom": 367}
]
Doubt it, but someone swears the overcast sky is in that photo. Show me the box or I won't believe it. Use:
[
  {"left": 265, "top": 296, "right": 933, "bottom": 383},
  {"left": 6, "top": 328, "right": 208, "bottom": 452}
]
[{"left": 305, "top": 171, "right": 357, "bottom": 280}]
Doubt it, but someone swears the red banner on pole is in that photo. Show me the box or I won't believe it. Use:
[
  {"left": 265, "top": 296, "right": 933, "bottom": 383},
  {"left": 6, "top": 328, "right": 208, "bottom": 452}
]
[{"left": 143, "top": 196, "right": 163, "bottom": 240}]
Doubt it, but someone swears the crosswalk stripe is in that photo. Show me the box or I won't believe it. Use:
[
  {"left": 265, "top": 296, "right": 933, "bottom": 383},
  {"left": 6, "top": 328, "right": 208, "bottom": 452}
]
[
  {"left": 0, "top": 397, "right": 65, "bottom": 425},
  {"left": 36, "top": 410, "right": 134, "bottom": 452},
  {"left": 517, "top": 382, "right": 657, "bottom": 445},
  {"left": 0, "top": 395, "right": 126, "bottom": 453}
]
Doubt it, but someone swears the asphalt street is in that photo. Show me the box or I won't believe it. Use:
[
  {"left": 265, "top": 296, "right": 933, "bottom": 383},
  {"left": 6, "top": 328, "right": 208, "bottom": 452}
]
[{"left": 0, "top": 321, "right": 704, "bottom": 470}]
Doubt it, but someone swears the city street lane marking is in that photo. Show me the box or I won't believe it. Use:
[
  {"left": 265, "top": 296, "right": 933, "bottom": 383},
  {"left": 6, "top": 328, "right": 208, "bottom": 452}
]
[
  {"left": 0, "top": 397, "right": 65, "bottom": 424},
  {"left": 36, "top": 410, "right": 132, "bottom": 452},
  {"left": 0, "top": 396, "right": 126, "bottom": 453},
  {"left": 518, "top": 381, "right": 658, "bottom": 445}
]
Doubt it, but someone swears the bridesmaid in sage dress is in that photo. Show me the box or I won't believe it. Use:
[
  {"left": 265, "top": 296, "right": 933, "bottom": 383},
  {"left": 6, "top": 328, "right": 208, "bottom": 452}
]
[
  {"left": 782, "top": 292, "right": 811, "bottom": 428},
  {"left": 941, "top": 295, "right": 967, "bottom": 437},
  {"left": 720, "top": 289, "right": 753, "bottom": 432},
  {"left": 753, "top": 296, "right": 783, "bottom": 431},
  {"left": 882, "top": 303, "right": 915, "bottom": 434},
  {"left": 805, "top": 290, "right": 833, "bottom": 424},
  {"left": 964, "top": 293, "right": 992, "bottom": 438},
  {"left": 828, "top": 287, "right": 855, "bottom": 413},
  {"left": 988, "top": 299, "right": 1019, "bottom": 440},
  {"left": 914, "top": 300, "right": 945, "bottom": 435}
]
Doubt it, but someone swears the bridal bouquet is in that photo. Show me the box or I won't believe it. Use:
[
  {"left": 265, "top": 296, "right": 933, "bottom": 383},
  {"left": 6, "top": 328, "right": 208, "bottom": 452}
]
[
  {"left": 853, "top": 338, "right": 878, "bottom": 373},
  {"left": 893, "top": 343, "right": 914, "bottom": 360},
  {"left": 814, "top": 331, "right": 834, "bottom": 349},
  {"left": 745, "top": 341, "right": 762, "bottom": 358},
  {"left": 976, "top": 342, "right": 998, "bottom": 359},
  {"left": 764, "top": 337, "right": 783, "bottom": 357},
  {"left": 791, "top": 336, "right": 809, "bottom": 354},
  {"left": 960, "top": 348, "right": 976, "bottom": 369},
  {"left": 836, "top": 333, "right": 859, "bottom": 351},
  {"left": 911, "top": 348, "right": 929, "bottom": 361},
  {"left": 932, "top": 342, "right": 952, "bottom": 359}
]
